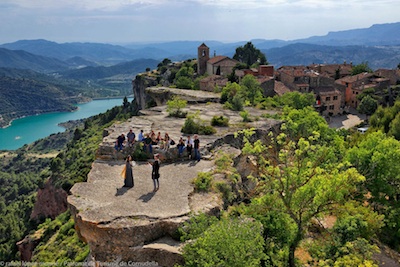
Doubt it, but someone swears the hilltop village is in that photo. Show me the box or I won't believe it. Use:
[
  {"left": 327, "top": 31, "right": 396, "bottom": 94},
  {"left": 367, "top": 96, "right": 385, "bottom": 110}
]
[{"left": 195, "top": 43, "right": 400, "bottom": 116}]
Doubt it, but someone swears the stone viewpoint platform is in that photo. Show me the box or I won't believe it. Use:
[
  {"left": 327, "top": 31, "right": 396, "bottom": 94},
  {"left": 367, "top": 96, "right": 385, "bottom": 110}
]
[{"left": 68, "top": 89, "right": 281, "bottom": 266}]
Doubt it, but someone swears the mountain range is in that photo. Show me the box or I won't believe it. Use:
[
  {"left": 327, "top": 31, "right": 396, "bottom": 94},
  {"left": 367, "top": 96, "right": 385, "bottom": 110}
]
[
  {"left": 0, "top": 22, "right": 400, "bottom": 127},
  {"left": 1, "top": 22, "right": 400, "bottom": 72}
]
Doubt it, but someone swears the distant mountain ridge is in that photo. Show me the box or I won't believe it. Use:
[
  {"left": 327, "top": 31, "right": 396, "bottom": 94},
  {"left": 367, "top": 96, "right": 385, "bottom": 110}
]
[
  {"left": 1, "top": 22, "right": 400, "bottom": 72},
  {"left": 297, "top": 22, "right": 400, "bottom": 46},
  {"left": 0, "top": 39, "right": 170, "bottom": 64},
  {"left": 0, "top": 48, "right": 69, "bottom": 72}
]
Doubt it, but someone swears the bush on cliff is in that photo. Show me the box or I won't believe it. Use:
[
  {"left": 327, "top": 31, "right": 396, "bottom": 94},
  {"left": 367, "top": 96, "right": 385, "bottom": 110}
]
[
  {"left": 181, "top": 112, "right": 216, "bottom": 135},
  {"left": 181, "top": 216, "right": 266, "bottom": 267},
  {"left": 211, "top": 115, "right": 229, "bottom": 127},
  {"left": 167, "top": 96, "right": 187, "bottom": 118}
]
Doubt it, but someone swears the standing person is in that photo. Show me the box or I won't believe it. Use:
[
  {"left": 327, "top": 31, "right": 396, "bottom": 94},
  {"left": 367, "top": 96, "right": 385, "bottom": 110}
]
[
  {"left": 177, "top": 137, "right": 185, "bottom": 158},
  {"left": 193, "top": 134, "right": 200, "bottom": 161},
  {"left": 148, "top": 154, "right": 160, "bottom": 192},
  {"left": 127, "top": 129, "right": 136, "bottom": 147},
  {"left": 186, "top": 135, "right": 193, "bottom": 159},
  {"left": 123, "top": 155, "right": 134, "bottom": 188}
]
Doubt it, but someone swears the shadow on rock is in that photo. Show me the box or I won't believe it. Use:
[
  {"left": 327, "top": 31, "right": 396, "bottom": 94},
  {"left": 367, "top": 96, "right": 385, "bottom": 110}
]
[
  {"left": 138, "top": 192, "right": 155, "bottom": 203},
  {"left": 115, "top": 187, "right": 132, "bottom": 196}
]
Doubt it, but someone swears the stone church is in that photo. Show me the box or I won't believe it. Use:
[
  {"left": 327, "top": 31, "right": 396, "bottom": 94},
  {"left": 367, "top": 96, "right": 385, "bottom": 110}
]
[{"left": 197, "top": 43, "right": 238, "bottom": 77}]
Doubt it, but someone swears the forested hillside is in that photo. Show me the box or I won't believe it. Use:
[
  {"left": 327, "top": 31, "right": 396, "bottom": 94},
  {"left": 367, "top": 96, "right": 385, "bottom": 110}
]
[
  {"left": 0, "top": 98, "right": 138, "bottom": 261},
  {"left": 0, "top": 76, "right": 79, "bottom": 127}
]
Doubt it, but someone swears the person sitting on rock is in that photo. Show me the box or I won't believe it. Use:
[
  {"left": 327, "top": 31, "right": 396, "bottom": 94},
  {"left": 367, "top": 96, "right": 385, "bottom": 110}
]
[
  {"left": 143, "top": 133, "right": 153, "bottom": 154},
  {"left": 156, "top": 131, "right": 162, "bottom": 143},
  {"left": 177, "top": 137, "right": 185, "bottom": 158},
  {"left": 186, "top": 135, "right": 193, "bottom": 159},
  {"left": 164, "top": 132, "right": 171, "bottom": 151},
  {"left": 127, "top": 129, "right": 136, "bottom": 147},
  {"left": 138, "top": 129, "right": 144, "bottom": 142},
  {"left": 114, "top": 134, "right": 125, "bottom": 152}
]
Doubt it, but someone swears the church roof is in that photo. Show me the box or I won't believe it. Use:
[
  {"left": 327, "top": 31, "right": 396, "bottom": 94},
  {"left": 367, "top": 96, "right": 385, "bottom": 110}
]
[{"left": 207, "top": 55, "right": 229, "bottom": 65}]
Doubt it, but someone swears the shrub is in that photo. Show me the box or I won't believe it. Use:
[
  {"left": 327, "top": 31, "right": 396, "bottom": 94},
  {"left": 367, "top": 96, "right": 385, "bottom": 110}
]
[
  {"left": 192, "top": 172, "right": 213, "bottom": 192},
  {"left": 181, "top": 112, "right": 216, "bottom": 135},
  {"left": 178, "top": 213, "right": 219, "bottom": 242},
  {"left": 199, "top": 125, "right": 217, "bottom": 135},
  {"left": 181, "top": 116, "right": 199, "bottom": 134},
  {"left": 166, "top": 96, "right": 187, "bottom": 118},
  {"left": 132, "top": 143, "right": 148, "bottom": 161},
  {"left": 182, "top": 217, "right": 266, "bottom": 267},
  {"left": 211, "top": 116, "right": 229, "bottom": 127},
  {"left": 240, "top": 110, "right": 252, "bottom": 122}
]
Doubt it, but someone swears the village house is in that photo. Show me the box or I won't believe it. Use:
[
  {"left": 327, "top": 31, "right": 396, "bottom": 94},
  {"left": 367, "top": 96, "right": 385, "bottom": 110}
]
[
  {"left": 308, "top": 63, "right": 353, "bottom": 80},
  {"left": 314, "top": 86, "right": 343, "bottom": 116},
  {"left": 198, "top": 75, "right": 228, "bottom": 92},
  {"left": 335, "top": 72, "right": 391, "bottom": 108}
]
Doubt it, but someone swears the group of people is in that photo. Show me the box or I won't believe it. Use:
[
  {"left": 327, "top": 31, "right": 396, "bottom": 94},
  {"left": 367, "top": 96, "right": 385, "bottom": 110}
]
[
  {"left": 117, "top": 129, "right": 202, "bottom": 193},
  {"left": 115, "top": 129, "right": 201, "bottom": 161},
  {"left": 122, "top": 153, "right": 160, "bottom": 192}
]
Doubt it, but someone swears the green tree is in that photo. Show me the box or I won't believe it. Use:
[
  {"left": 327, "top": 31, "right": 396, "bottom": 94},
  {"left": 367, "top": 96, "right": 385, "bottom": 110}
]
[
  {"left": 157, "top": 58, "right": 172, "bottom": 68},
  {"left": 240, "top": 74, "right": 263, "bottom": 105},
  {"left": 351, "top": 62, "right": 373, "bottom": 75},
  {"left": 357, "top": 94, "right": 378, "bottom": 121},
  {"left": 347, "top": 131, "right": 400, "bottom": 249},
  {"left": 233, "top": 42, "right": 267, "bottom": 67},
  {"left": 166, "top": 96, "right": 187, "bottom": 118},
  {"left": 370, "top": 100, "right": 400, "bottom": 136},
  {"left": 241, "top": 128, "right": 364, "bottom": 267},
  {"left": 278, "top": 92, "right": 315, "bottom": 110},
  {"left": 182, "top": 217, "right": 266, "bottom": 267}
]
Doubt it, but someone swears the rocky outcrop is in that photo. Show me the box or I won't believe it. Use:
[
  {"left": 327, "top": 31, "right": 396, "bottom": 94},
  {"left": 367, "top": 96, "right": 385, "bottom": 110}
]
[
  {"left": 30, "top": 179, "right": 68, "bottom": 221},
  {"left": 145, "top": 87, "right": 220, "bottom": 106},
  {"left": 68, "top": 91, "right": 281, "bottom": 266},
  {"left": 132, "top": 75, "right": 158, "bottom": 110}
]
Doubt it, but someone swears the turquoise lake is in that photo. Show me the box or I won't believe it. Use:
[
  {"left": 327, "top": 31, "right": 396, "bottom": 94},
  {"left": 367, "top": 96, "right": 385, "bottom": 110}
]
[{"left": 0, "top": 98, "right": 132, "bottom": 151}]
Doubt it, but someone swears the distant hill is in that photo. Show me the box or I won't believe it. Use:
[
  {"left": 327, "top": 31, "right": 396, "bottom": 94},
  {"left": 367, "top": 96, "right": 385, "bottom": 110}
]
[
  {"left": 297, "top": 22, "right": 400, "bottom": 46},
  {"left": 0, "top": 48, "right": 69, "bottom": 72},
  {"left": 264, "top": 43, "right": 400, "bottom": 69},
  {"left": 60, "top": 58, "right": 159, "bottom": 80},
  {"left": 0, "top": 76, "right": 78, "bottom": 127},
  {"left": 0, "top": 39, "right": 169, "bottom": 64},
  {"left": 2, "top": 22, "right": 399, "bottom": 70}
]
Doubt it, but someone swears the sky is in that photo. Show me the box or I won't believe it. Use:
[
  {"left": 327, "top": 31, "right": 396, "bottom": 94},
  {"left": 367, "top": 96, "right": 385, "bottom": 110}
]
[{"left": 1, "top": 0, "right": 399, "bottom": 45}]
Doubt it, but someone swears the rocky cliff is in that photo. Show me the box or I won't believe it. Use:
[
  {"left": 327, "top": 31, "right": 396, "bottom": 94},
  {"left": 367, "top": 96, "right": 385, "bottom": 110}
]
[{"left": 68, "top": 88, "right": 281, "bottom": 266}]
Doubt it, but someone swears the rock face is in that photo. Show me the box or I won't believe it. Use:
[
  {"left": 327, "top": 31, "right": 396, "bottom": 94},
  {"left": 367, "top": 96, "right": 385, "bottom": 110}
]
[
  {"left": 145, "top": 87, "right": 220, "bottom": 106},
  {"left": 68, "top": 88, "right": 281, "bottom": 266},
  {"left": 30, "top": 180, "right": 68, "bottom": 221},
  {"left": 132, "top": 76, "right": 158, "bottom": 110}
]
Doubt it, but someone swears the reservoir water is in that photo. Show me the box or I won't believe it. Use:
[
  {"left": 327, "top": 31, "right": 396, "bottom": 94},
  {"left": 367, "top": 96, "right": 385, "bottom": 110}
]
[{"left": 0, "top": 98, "right": 132, "bottom": 151}]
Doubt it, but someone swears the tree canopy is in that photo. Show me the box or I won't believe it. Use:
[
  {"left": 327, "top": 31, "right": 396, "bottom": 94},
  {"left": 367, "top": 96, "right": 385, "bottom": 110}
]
[{"left": 233, "top": 42, "right": 267, "bottom": 67}]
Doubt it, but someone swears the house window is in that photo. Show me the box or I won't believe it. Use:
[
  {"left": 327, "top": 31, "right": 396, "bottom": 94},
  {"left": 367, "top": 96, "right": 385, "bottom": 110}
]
[
  {"left": 333, "top": 96, "right": 338, "bottom": 100},
  {"left": 352, "top": 91, "right": 355, "bottom": 94},
  {"left": 356, "top": 92, "right": 359, "bottom": 95},
  {"left": 329, "top": 105, "right": 335, "bottom": 110},
  {"left": 326, "top": 96, "right": 331, "bottom": 101}
]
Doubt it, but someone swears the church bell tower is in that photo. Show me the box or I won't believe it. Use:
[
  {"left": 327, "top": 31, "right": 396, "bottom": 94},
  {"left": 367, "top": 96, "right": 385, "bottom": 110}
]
[{"left": 197, "top": 43, "right": 209, "bottom": 75}]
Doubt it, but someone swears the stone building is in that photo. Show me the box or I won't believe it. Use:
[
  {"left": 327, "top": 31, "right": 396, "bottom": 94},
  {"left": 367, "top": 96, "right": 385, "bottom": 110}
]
[
  {"left": 206, "top": 55, "right": 238, "bottom": 76},
  {"left": 314, "top": 87, "right": 343, "bottom": 116},
  {"left": 199, "top": 75, "right": 228, "bottom": 91},
  {"left": 197, "top": 43, "right": 210, "bottom": 76},
  {"left": 335, "top": 72, "right": 390, "bottom": 108}
]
